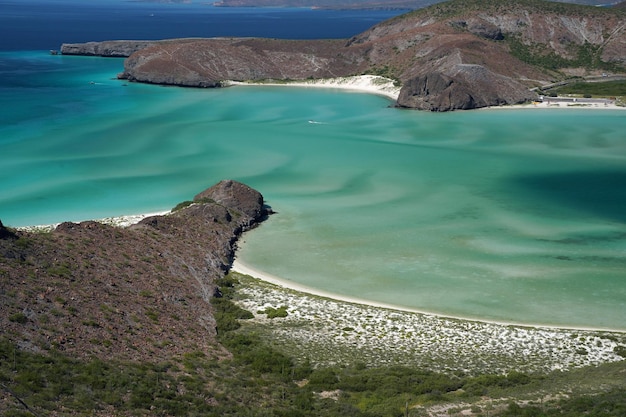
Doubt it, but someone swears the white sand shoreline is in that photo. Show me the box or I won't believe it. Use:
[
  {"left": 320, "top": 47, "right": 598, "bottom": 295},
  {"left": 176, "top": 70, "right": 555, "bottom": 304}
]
[
  {"left": 490, "top": 99, "right": 625, "bottom": 111},
  {"left": 231, "top": 259, "right": 625, "bottom": 374},
  {"left": 225, "top": 75, "right": 402, "bottom": 101},
  {"left": 231, "top": 258, "right": 625, "bottom": 334},
  {"left": 227, "top": 75, "right": 625, "bottom": 111}
]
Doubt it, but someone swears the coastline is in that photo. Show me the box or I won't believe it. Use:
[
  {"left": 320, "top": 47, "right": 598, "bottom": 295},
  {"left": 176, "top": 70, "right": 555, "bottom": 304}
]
[
  {"left": 231, "top": 257, "right": 625, "bottom": 334},
  {"left": 18, "top": 210, "right": 625, "bottom": 334},
  {"left": 231, "top": 259, "right": 625, "bottom": 374},
  {"left": 225, "top": 75, "right": 402, "bottom": 101},
  {"left": 227, "top": 75, "right": 625, "bottom": 111},
  {"left": 491, "top": 99, "right": 625, "bottom": 111},
  {"left": 13, "top": 211, "right": 626, "bottom": 373}
]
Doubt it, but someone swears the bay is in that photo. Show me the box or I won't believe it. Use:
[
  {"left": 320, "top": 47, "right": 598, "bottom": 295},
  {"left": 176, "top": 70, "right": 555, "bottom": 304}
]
[{"left": 1, "top": 52, "right": 625, "bottom": 330}]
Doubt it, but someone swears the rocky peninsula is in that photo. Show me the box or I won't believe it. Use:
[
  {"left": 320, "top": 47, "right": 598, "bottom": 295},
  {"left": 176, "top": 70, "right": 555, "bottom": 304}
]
[{"left": 0, "top": 180, "right": 269, "bottom": 362}]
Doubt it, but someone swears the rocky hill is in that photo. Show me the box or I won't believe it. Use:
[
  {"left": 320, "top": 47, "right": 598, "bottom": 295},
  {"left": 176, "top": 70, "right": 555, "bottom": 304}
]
[
  {"left": 213, "top": 0, "right": 622, "bottom": 10},
  {"left": 61, "top": 0, "right": 626, "bottom": 110},
  {"left": 0, "top": 180, "right": 268, "bottom": 364}
]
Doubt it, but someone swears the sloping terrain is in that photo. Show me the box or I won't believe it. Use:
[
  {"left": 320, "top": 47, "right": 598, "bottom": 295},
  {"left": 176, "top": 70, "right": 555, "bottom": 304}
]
[{"left": 0, "top": 180, "right": 268, "bottom": 364}]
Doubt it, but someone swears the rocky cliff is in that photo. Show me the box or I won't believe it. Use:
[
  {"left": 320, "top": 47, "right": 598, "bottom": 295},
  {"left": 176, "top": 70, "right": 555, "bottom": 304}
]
[
  {"left": 0, "top": 180, "right": 268, "bottom": 363},
  {"left": 396, "top": 65, "right": 537, "bottom": 111},
  {"left": 64, "top": 0, "right": 626, "bottom": 110}
]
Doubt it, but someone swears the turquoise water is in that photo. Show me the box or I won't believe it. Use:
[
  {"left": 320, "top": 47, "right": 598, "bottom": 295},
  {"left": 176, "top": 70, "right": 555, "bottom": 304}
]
[{"left": 1, "top": 52, "right": 625, "bottom": 329}]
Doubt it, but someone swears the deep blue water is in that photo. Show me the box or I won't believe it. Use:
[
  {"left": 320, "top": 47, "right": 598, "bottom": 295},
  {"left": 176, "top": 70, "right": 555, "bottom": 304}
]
[{"left": 0, "top": 0, "right": 405, "bottom": 51}]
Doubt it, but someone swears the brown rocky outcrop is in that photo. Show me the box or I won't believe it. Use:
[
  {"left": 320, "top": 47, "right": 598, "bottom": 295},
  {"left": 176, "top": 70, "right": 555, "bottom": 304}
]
[
  {"left": 120, "top": 38, "right": 357, "bottom": 86},
  {"left": 195, "top": 179, "right": 266, "bottom": 220},
  {"left": 397, "top": 64, "right": 537, "bottom": 111},
  {"left": 0, "top": 180, "right": 268, "bottom": 363},
  {"left": 60, "top": 40, "right": 162, "bottom": 57},
  {"left": 0, "top": 220, "right": 17, "bottom": 240}
]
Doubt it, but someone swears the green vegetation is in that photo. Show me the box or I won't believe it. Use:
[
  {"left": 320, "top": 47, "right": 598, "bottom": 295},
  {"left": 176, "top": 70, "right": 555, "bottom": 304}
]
[
  {"left": 8, "top": 313, "right": 28, "bottom": 324},
  {"left": 402, "top": 0, "right": 620, "bottom": 22},
  {"left": 1, "top": 275, "right": 625, "bottom": 416},
  {"left": 553, "top": 80, "right": 626, "bottom": 97},
  {"left": 45, "top": 262, "right": 72, "bottom": 278},
  {"left": 546, "top": 79, "right": 626, "bottom": 106},
  {"left": 259, "top": 305, "right": 289, "bottom": 318},
  {"left": 171, "top": 200, "right": 194, "bottom": 212},
  {"left": 171, "top": 197, "right": 216, "bottom": 212},
  {"left": 507, "top": 35, "right": 570, "bottom": 71},
  {"left": 395, "top": 0, "right": 626, "bottom": 75},
  {"left": 2, "top": 331, "right": 625, "bottom": 416},
  {"left": 507, "top": 36, "right": 624, "bottom": 73},
  {"left": 363, "top": 65, "right": 400, "bottom": 84}
]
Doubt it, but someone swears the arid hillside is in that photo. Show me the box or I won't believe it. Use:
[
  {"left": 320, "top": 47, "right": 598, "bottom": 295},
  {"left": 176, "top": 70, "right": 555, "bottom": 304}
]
[
  {"left": 62, "top": 0, "right": 626, "bottom": 110},
  {"left": 0, "top": 180, "right": 268, "bottom": 364}
]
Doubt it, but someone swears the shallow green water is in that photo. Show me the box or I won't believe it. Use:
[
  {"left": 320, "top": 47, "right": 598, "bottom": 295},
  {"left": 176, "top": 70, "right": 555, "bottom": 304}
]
[{"left": 2, "top": 53, "right": 625, "bottom": 329}]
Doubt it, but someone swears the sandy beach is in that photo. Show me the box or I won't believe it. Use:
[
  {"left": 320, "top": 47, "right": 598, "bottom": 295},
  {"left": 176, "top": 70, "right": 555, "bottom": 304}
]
[
  {"left": 225, "top": 75, "right": 402, "bottom": 101},
  {"left": 232, "top": 258, "right": 622, "bottom": 333},
  {"left": 231, "top": 257, "right": 625, "bottom": 374},
  {"left": 228, "top": 75, "right": 625, "bottom": 110},
  {"left": 495, "top": 98, "right": 625, "bottom": 110}
]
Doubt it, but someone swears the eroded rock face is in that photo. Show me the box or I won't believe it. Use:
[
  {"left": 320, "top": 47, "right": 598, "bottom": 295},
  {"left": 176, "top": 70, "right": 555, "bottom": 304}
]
[{"left": 397, "top": 65, "right": 537, "bottom": 111}]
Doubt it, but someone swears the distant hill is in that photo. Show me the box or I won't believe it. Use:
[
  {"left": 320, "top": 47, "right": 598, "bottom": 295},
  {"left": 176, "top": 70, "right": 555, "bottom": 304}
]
[
  {"left": 212, "top": 0, "right": 626, "bottom": 10},
  {"left": 85, "top": 0, "right": 625, "bottom": 111}
]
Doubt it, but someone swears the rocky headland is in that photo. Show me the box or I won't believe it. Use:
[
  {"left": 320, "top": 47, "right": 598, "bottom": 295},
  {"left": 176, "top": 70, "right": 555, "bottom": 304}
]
[
  {"left": 0, "top": 180, "right": 268, "bottom": 363},
  {"left": 61, "top": 0, "right": 626, "bottom": 111}
]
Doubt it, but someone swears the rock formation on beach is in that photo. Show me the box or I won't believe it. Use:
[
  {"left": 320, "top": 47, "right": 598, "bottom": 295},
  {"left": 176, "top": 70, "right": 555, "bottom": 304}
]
[
  {"left": 61, "top": 0, "right": 626, "bottom": 111},
  {"left": 0, "top": 180, "right": 268, "bottom": 362}
]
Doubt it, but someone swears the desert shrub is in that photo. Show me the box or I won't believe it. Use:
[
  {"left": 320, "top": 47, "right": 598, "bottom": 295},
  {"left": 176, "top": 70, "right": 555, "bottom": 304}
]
[
  {"left": 261, "top": 305, "right": 289, "bottom": 318},
  {"left": 8, "top": 312, "right": 28, "bottom": 324},
  {"left": 555, "top": 80, "right": 626, "bottom": 96},
  {"left": 308, "top": 367, "right": 340, "bottom": 389},
  {"left": 614, "top": 345, "right": 626, "bottom": 358},
  {"left": 211, "top": 275, "right": 254, "bottom": 333},
  {"left": 171, "top": 200, "right": 194, "bottom": 212}
]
